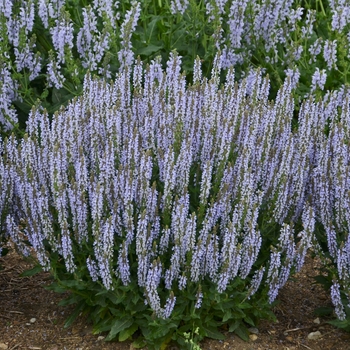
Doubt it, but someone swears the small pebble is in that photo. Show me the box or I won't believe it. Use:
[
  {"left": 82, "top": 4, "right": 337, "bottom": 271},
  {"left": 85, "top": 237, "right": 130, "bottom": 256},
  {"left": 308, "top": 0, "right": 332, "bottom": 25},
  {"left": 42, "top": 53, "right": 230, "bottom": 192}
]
[
  {"left": 307, "top": 331, "right": 322, "bottom": 340},
  {"left": 248, "top": 327, "right": 259, "bottom": 334},
  {"left": 97, "top": 336, "right": 105, "bottom": 341},
  {"left": 313, "top": 317, "right": 320, "bottom": 324},
  {"left": 30, "top": 318, "right": 37, "bottom": 324},
  {"left": 249, "top": 334, "right": 258, "bottom": 341}
]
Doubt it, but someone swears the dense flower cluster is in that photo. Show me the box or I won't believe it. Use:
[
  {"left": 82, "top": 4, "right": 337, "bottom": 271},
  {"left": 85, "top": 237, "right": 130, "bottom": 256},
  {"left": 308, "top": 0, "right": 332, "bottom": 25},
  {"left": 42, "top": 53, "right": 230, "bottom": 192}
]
[
  {"left": 3, "top": 54, "right": 349, "bottom": 320},
  {"left": 0, "top": 0, "right": 138, "bottom": 128},
  {"left": 202, "top": 0, "right": 350, "bottom": 79},
  {"left": 0, "top": 137, "right": 15, "bottom": 256}
]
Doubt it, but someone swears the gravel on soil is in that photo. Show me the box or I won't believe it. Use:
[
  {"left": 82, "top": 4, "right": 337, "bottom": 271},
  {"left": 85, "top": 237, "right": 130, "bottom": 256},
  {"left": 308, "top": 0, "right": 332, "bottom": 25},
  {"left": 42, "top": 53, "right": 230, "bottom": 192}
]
[{"left": 1, "top": 249, "right": 350, "bottom": 350}]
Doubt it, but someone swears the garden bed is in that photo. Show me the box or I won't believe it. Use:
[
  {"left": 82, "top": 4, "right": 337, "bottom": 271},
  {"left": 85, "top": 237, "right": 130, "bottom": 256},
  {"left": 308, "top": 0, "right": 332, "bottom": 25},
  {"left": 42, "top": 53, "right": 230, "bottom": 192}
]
[{"left": 1, "top": 249, "right": 349, "bottom": 350}]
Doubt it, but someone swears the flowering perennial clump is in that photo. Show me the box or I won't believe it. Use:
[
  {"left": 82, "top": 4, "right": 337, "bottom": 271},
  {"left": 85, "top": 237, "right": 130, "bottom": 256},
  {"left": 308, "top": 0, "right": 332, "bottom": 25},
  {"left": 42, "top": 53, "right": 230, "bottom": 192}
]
[{"left": 1, "top": 51, "right": 350, "bottom": 343}]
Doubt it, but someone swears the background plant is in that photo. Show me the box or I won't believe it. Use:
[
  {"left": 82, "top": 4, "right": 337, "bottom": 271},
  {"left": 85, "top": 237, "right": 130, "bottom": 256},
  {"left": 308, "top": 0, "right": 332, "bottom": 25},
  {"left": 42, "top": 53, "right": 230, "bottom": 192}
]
[
  {"left": 309, "top": 88, "right": 350, "bottom": 331},
  {"left": 2, "top": 0, "right": 350, "bottom": 135},
  {"left": 0, "top": 137, "right": 16, "bottom": 261}
]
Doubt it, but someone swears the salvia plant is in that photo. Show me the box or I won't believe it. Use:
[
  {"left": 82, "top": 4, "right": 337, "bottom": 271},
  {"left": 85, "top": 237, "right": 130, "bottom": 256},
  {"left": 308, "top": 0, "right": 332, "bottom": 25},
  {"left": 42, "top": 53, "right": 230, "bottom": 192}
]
[
  {"left": 309, "top": 88, "right": 350, "bottom": 331},
  {"left": 0, "top": 136, "right": 15, "bottom": 260},
  {"left": 5, "top": 51, "right": 341, "bottom": 348},
  {"left": 1, "top": 0, "right": 350, "bottom": 134}
]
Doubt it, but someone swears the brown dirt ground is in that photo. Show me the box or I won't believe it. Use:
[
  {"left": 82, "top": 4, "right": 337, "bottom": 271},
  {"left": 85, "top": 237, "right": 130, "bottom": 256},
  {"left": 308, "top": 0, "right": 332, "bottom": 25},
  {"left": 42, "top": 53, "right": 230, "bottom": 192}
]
[{"left": 1, "top": 248, "right": 350, "bottom": 350}]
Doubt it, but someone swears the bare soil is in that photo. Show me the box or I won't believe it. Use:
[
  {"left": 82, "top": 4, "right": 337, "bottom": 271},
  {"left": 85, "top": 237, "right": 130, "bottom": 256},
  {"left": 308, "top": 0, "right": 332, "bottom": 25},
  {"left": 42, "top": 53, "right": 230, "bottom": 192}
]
[{"left": 1, "top": 249, "right": 350, "bottom": 350}]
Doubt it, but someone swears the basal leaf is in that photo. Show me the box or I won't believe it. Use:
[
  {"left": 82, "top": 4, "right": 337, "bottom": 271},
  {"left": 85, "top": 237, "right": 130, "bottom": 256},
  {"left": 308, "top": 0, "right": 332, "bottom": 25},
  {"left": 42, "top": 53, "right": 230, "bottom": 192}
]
[
  {"left": 44, "top": 282, "right": 66, "bottom": 294},
  {"left": 314, "top": 306, "right": 334, "bottom": 317},
  {"left": 234, "top": 325, "right": 250, "bottom": 342},
  {"left": 64, "top": 300, "right": 86, "bottom": 328},
  {"left": 132, "top": 337, "right": 147, "bottom": 349},
  {"left": 105, "top": 316, "right": 134, "bottom": 341},
  {"left": 244, "top": 315, "right": 255, "bottom": 327},
  {"left": 20, "top": 264, "right": 43, "bottom": 277},
  {"left": 228, "top": 320, "right": 240, "bottom": 332},
  {"left": 59, "top": 279, "right": 87, "bottom": 290},
  {"left": 119, "top": 323, "right": 139, "bottom": 342},
  {"left": 201, "top": 324, "right": 225, "bottom": 340}
]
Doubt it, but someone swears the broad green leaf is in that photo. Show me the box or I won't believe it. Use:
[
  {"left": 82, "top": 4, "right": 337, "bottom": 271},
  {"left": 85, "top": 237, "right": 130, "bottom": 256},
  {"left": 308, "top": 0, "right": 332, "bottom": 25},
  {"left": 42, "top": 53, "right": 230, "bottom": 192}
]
[
  {"left": 44, "top": 282, "right": 66, "bottom": 294},
  {"left": 105, "top": 316, "right": 134, "bottom": 341},
  {"left": 234, "top": 325, "right": 250, "bottom": 342},
  {"left": 328, "top": 319, "right": 350, "bottom": 331},
  {"left": 58, "top": 295, "right": 80, "bottom": 306},
  {"left": 313, "top": 275, "right": 331, "bottom": 286},
  {"left": 132, "top": 337, "right": 147, "bottom": 349},
  {"left": 201, "top": 324, "right": 225, "bottom": 340},
  {"left": 131, "top": 301, "right": 147, "bottom": 312},
  {"left": 239, "top": 302, "right": 253, "bottom": 309},
  {"left": 160, "top": 333, "right": 174, "bottom": 350},
  {"left": 152, "top": 324, "right": 176, "bottom": 339},
  {"left": 146, "top": 16, "right": 162, "bottom": 41},
  {"left": 314, "top": 306, "right": 333, "bottom": 317},
  {"left": 59, "top": 279, "right": 87, "bottom": 290},
  {"left": 119, "top": 323, "right": 138, "bottom": 342},
  {"left": 105, "top": 290, "right": 123, "bottom": 305},
  {"left": 222, "top": 310, "right": 232, "bottom": 323},
  {"left": 20, "top": 265, "right": 43, "bottom": 277},
  {"left": 136, "top": 44, "right": 163, "bottom": 56},
  {"left": 228, "top": 320, "right": 240, "bottom": 332},
  {"left": 244, "top": 316, "right": 255, "bottom": 327},
  {"left": 64, "top": 300, "right": 86, "bottom": 328}
]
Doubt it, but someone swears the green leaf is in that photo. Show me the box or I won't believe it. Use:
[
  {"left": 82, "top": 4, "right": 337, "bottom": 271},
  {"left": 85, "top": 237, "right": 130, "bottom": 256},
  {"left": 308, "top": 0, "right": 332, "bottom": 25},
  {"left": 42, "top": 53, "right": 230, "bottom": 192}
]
[
  {"left": 119, "top": 323, "right": 139, "bottom": 342},
  {"left": 64, "top": 300, "right": 86, "bottom": 328},
  {"left": 222, "top": 310, "right": 232, "bottom": 323},
  {"left": 244, "top": 316, "right": 255, "bottom": 327},
  {"left": 328, "top": 319, "right": 350, "bottom": 331},
  {"left": 105, "top": 316, "right": 134, "bottom": 341},
  {"left": 234, "top": 325, "right": 250, "bottom": 342},
  {"left": 314, "top": 307, "right": 333, "bottom": 317},
  {"left": 132, "top": 301, "right": 147, "bottom": 313},
  {"left": 59, "top": 279, "right": 87, "bottom": 290},
  {"left": 20, "top": 265, "right": 43, "bottom": 277},
  {"left": 136, "top": 44, "right": 163, "bottom": 56},
  {"left": 201, "top": 324, "right": 225, "bottom": 340},
  {"left": 145, "top": 16, "right": 162, "bottom": 40},
  {"left": 58, "top": 295, "right": 80, "bottom": 306},
  {"left": 132, "top": 337, "right": 147, "bottom": 349},
  {"left": 239, "top": 302, "right": 253, "bottom": 309},
  {"left": 229, "top": 320, "right": 240, "bottom": 332},
  {"left": 105, "top": 290, "right": 123, "bottom": 305},
  {"left": 313, "top": 275, "right": 332, "bottom": 286},
  {"left": 151, "top": 322, "right": 177, "bottom": 339},
  {"left": 44, "top": 282, "right": 66, "bottom": 294}
]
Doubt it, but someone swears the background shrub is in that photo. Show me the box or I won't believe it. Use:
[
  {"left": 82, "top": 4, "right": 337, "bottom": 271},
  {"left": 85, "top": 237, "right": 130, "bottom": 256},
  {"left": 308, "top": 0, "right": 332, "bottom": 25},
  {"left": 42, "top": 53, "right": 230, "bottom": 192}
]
[{"left": 1, "top": 0, "right": 350, "bottom": 134}]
